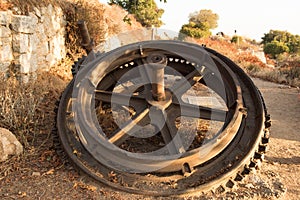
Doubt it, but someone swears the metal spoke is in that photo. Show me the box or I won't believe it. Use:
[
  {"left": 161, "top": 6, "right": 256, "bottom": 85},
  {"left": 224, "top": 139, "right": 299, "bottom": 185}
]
[
  {"left": 165, "top": 116, "right": 186, "bottom": 154},
  {"left": 171, "top": 67, "right": 205, "bottom": 95},
  {"left": 149, "top": 108, "right": 185, "bottom": 155},
  {"left": 95, "top": 90, "right": 146, "bottom": 110},
  {"left": 171, "top": 101, "right": 227, "bottom": 122},
  {"left": 160, "top": 125, "right": 180, "bottom": 155},
  {"left": 109, "top": 108, "right": 150, "bottom": 145}
]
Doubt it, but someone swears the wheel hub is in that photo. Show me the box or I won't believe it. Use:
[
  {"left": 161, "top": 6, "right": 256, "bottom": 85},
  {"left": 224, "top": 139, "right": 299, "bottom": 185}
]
[{"left": 146, "top": 89, "right": 172, "bottom": 110}]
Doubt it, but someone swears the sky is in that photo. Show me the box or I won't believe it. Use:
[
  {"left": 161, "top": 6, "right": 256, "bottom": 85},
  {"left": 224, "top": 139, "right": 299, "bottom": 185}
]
[{"left": 99, "top": 0, "right": 300, "bottom": 41}]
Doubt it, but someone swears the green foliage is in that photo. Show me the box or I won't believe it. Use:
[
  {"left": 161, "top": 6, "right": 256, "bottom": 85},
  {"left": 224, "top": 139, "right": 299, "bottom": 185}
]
[
  {"left": 179, "top": 22, "right": 211, "bottom": 39},
  {"left": 122, "top": 14, "right": 132, "bottom": 25},
  {"left": 109, "top": 0, "right": 164, "bottom": 27},
  {"left": 262, "top": 30, "right": 290, "bottom": 45},
  {"left": 179, "top": 9, "right": 218, "bottom": 39},
  {"left": 287, "top": 35, "right": 300, "bottom": 54},
  {"left": 262, "top": 30, "right": 300, "bottom": 56},
  {"left": 263, "top": 40, "right": 289, "bottom": 58},
  {"left": 231, "top": 36, "right": 243, "bottom": 44}
]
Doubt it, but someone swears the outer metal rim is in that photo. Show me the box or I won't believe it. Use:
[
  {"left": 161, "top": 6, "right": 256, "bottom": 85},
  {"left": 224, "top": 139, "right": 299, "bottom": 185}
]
[{"left": 58, "top": 40, "right": 263, "bottom": 195}]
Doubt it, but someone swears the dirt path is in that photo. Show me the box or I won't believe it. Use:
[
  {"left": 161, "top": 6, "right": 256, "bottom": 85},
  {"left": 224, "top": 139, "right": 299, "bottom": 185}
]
[
  {"left": 0, "top": 78, "right": 299, "bottom": 199},
  {"left": 252, "top": 78, "right": 300, "bottom": 200}
]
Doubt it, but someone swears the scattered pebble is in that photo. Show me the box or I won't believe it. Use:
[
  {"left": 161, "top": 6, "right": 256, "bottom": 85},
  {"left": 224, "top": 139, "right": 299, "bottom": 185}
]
[{"left": 32, "top": 172, "right": 41, "bottom": 176}]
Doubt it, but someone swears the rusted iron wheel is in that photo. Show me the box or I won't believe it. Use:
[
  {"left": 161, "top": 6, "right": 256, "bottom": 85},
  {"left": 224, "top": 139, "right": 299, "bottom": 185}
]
[{"left": 56, "top": 40, "right": 270, "bottom": 196}]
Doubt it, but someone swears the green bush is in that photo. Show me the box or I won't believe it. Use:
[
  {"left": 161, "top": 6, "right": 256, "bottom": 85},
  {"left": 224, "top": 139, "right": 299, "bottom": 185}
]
[
  {"left": 263, "top": 40, "right": 289, "bottom": 58},
  {"left": 179, "top": 22, "right": 211, "bottom": 39},
  {"left": 179, "top": 9, "right": 218, "bottom": 39},
  {"left": 109, "top": 0, "right": 164, "bottom": 27},
  {"left": 262, "top": 30, "right": 300, "bottom": 55},
  {"left": 231, "top": 36, "right": 243, "bottom": 44},
  {"left": 179, "top": 27, "right": 211, "bottom": 39}
]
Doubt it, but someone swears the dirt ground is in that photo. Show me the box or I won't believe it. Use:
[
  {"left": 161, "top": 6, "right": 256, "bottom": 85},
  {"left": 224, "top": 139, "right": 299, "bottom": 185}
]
[
  {"left": 251, "top": 78, "right": 300, "bottom": 200},
  {"left": 0, "top": 77, "right": 299, "bottom": 200}
]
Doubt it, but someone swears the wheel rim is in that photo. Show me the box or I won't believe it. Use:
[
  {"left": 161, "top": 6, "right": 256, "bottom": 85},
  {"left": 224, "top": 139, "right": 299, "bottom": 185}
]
[
  {"left": 57, "top": 40, "right": 265, "bottom": 195},
  {"left": 72, "top": 41, "right": 244, "bottom": 172}
]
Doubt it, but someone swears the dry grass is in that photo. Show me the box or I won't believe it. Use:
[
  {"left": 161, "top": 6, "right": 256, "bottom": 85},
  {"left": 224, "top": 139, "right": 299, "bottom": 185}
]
[
  {"left": 0, "top": 0, "right": 142, "bottom": 150},
  {"left": 0, "top": 1, "right": 13, "bottom": 11},
  {"left": 0, "top": 71, "right": 67, "bottom": 148},
  {"left": 252, "top": 66, "right": 300, "bottom": 87},
  {"left": 246, "top": 53, "right": 300, "bottom": 87},
  {"left": 49, "top": 56, "right": 74, "bottom": 81},
  {"left": 7, "top": 0, "right": 57, "bottom": 13},
  {"left": 240, "top": 59, "right": 300, "bottom": 87}
]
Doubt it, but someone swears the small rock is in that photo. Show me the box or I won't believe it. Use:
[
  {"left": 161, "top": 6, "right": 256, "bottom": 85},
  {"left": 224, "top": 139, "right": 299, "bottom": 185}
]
[
  {"left": 278, "top": 85, "right": 291, "bottom": 89},
  {"left": 0, "top": 128, "right": 23, "bottom": 162},
  {"left": 244, "top": 183, "right": 255, "bottom": 189},
  {"left": 32, "top": 172, "right": 41, "bottom": 176}
]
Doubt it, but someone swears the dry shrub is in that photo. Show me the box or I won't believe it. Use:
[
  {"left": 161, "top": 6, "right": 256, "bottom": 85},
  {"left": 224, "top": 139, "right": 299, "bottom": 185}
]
[
  {"left": 7, "top": 0, "right": 59, "bottom": 14},
  {"left": 279, "top": 66, "right": 300, "bottom": 87},
  {"left": 244, "top": 63, "right": 262, "bottom": 74},
  {"left": 281, "top": 66, "right": 300, "bottom": 80},
  {"left": 263, "top": 53, "right": 300, "bottom": 86},
  {"left": 61, "top": 1, "right": 141, "bottom": 56},
  {"left": 71, "top": 0, "right": 107, "bottom": 43},
  {"left": 255, "top": 70, "right": 288, "bottom": 84},
  {"left": 247, "top": 66, "right": 300, "bottom": 87},
  {"left": 60, "top": 0, "right": 141, "bottom": 59},
  {"left": 277, "top": 53, "right": 300, "bottom": 68},
  {"left": 196, "top": 38, "right": 239, "bottom": 57},
  {"left": 60, "top": 0, "right": 101, "bottom": 60},
  {"left": 0, "top": 1, "right": 13, "bottom": 11},
  {"left": 195, "top": 37, "right": 300, "bottom": 87},
  {"left": 0, "top": 0, "right": 143, "bottom": 150},
  {"left": 239, "top": 52, "right": 300, "bottom": 87},
  {"left": 241, "top": 59, "right": 300, "bottom": 87},
  {"left": 0, "top": 71, "right": 67, "bottom": 148},
  {"left": 49, "top": 56, "right": 74, "bottom": 82}
]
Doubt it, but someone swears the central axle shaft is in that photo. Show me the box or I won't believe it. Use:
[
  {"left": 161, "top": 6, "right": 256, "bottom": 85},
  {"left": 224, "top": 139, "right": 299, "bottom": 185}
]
[{"left": 147, "top": 54, "right": 168, "bottom": 101}]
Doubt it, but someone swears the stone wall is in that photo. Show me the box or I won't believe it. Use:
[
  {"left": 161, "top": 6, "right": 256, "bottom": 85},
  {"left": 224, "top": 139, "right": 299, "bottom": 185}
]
[{"left": 0, "top": 5, "right": 66, "bottom": 73}]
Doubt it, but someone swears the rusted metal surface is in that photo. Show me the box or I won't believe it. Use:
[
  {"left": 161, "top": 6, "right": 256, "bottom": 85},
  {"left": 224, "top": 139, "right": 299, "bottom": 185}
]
[
  {"left": 55, "top": 40, "right": 270, "bottom": 196},
  {"left": 147, "top": 53, "right": 168, "bottom": 101},
  {"left": 77, "top": 20, "right": 94, "bottom": 53}
]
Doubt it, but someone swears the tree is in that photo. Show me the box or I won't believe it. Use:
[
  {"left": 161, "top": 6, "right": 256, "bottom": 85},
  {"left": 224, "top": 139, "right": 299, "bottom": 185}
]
[
  {"left": 286, "top": 34, "right": 300, "bottom": 54},
  {"left": 189, "top": 9, "right": 219, "bottom": 30},
  {"left": 108, "top": 0, "right": 164, "bottom": 27},
  {"left": 261, "top": 30, "right": 291, "bottom": 45},
  {"left": 262, "top": 30, "right": 300, "bottom": 55},
  {"left": 179, "top": 22, "right": 211, "bottom": 39},
  {"left": 263, "top": 40, "right": 289, "bottom": 58},
  {"left": 179, "top": 9, "right": 219, "bottom": 39}
]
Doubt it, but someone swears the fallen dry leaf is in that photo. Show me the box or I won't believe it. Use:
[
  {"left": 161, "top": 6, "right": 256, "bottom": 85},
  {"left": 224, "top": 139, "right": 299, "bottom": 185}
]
[{"left": 44, "top": 168, "right": 55, "bottom": 175}]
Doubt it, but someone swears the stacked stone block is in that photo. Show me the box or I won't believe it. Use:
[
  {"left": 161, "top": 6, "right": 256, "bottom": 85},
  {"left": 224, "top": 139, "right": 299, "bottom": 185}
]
[{"left": 0, "top": 5, "right": 66, "bottom": 73}]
